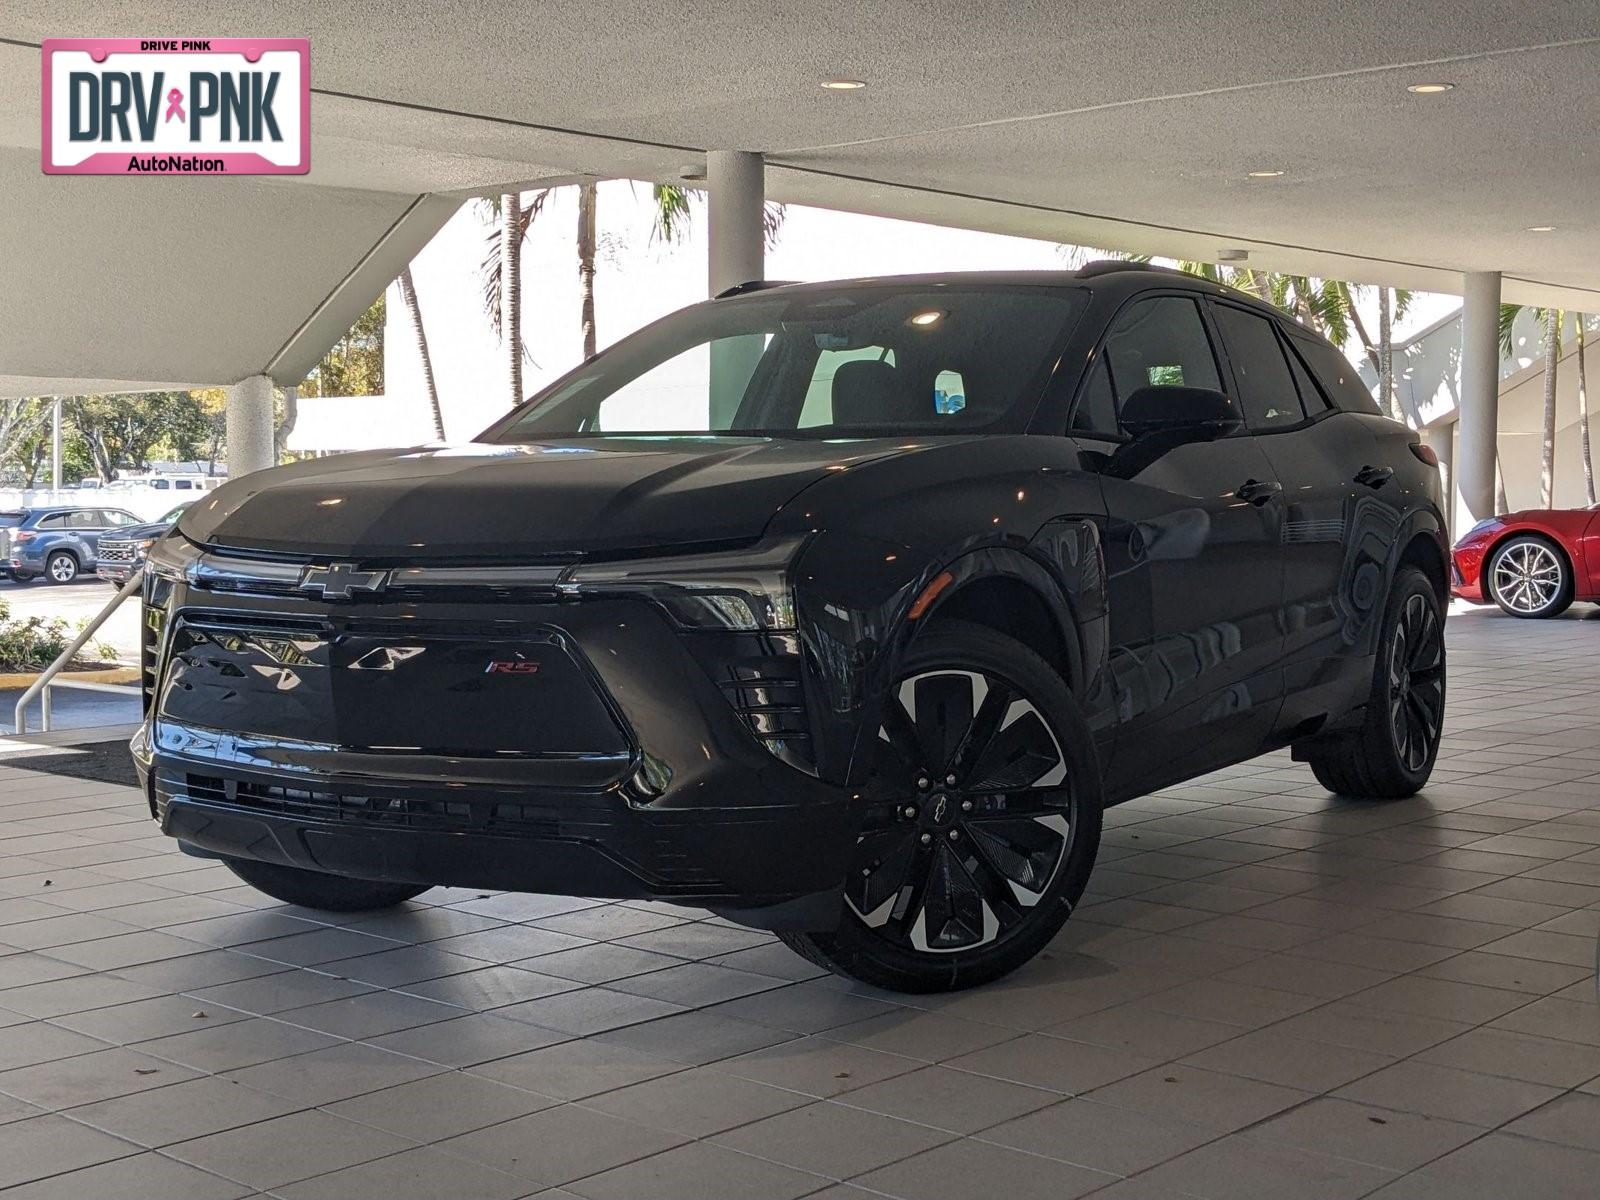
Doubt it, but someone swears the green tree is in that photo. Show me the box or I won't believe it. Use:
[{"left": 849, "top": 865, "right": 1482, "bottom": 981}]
[
  {"left": 1500, "top": 304, "right": 1568, "bottom": 508},
  {"left": 299, "top": 293, "right": 384, "bottom": 398}
]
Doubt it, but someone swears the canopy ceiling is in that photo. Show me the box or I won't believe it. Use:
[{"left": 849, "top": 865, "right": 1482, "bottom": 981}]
[{"left": 3, "top": 1, "right": 1599, "bottom": 395}]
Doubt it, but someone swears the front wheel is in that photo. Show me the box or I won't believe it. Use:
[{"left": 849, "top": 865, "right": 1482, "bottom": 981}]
[
  {"left": 45, "top": 551, "right": 79, "bottom": 584},
  {"left": 1303, "top": 566, "right": 1446, "bottom": 799},
  {"left": 1487, "top": 535, "right": 1573, "bottom": 618},
  {"left": 222, "top": 857, "right": 430, "bottom": 912},
  {"left": 781, "top": 620, "right": 1102, "bottom": 993}
]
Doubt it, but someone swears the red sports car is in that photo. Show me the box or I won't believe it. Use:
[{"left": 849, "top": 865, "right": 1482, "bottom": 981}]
[{"left": 1451, "top": 507, "right": 1600, "bottom": 618}]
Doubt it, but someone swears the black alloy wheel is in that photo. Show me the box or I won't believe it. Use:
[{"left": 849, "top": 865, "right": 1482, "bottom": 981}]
[
  {"left": 782, "top": 620, "right": 1102, "bottom": 992},
  {"left": 1303, "top": 566, "right": 1445, "bottom": 799},
  {"left": 1387, "top": 590, "right": 1446, "bottom": 774}
]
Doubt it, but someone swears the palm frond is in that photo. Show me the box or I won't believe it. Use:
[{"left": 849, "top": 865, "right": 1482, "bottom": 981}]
[
  {"left": 1499, "top": 303, "right": 1523, "bottom": 360},
  {"left": 651, "top": 183, "right": 694, "bottom": 244},
  {"left": 763, "top": 201, "right": 786, "bottom": 251}
]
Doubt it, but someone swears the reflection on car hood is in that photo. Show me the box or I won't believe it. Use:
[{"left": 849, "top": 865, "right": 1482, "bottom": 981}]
[
  {"left": 177, "top": 437, "right": 936, "bottom": 561},
  {"left": 104, "top": 521, "right": 176, "bottom": 542}
]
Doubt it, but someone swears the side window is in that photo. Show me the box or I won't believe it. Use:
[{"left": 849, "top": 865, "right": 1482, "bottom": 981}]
[
  {"left": 1283, "top": 334, "right": 1330, "bottom": 415},
  {"left": 1289, "top": 333, "right": 1380, "bottom": 415},
  {"left": 1103, "top": 296, "right": 1223, "bottom": 402},
  {"left": 1069, "top": 358, "right": 1118, "bottom": 436},
  {"left": 37, "top": 513, "right": 67, "bottom": 529},
  {"left": 107, "top": 510, "right": 138, "bottom": 525},
  {"left": 71, "top": 510, "right": 103, "bottom": 529},
  {"left": 174, "top": 478, "right": 195, "bottom": 491},
  {"left": 151, "top": 478, "right": 171, "bottom": 490},
  {"left": 1213, "top": 305, "right": 1304, "bottom": 430}
]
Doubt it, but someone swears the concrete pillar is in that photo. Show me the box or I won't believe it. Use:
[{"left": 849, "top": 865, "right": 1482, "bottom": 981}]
[
  {"left": 706, "top": 150, "right": 765, "bottom": 426},
  {"left": 226, "top": 374, "right": 276, "bottom": 478},
  {"left": 706, "top": 150, "right": 764, "bottom": 297},
  {"left": 1456, "top": 271, "right": 1501, "bottom": 532},
  {"left": 50, "top": 397, "right": 62, "bottom": 491}
]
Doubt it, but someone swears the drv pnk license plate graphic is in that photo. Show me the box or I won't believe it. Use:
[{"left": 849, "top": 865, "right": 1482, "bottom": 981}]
[{"left": 41, "top": 38, "right": 309, "bottom": 175}]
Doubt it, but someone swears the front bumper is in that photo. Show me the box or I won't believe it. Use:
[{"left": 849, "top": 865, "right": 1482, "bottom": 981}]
[
  {"left": 1450, "top": 544, "right": 1488, "bottom": 603},
  {"left": 139, "top": 588, "right": 854, "bottom": 930},
  {"left": 97, "top": 562, "right": 140, "bottom": 584}
]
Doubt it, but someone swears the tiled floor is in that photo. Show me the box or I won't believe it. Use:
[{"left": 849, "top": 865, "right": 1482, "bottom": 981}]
[{"left": 1, "top": 604, "right": 1598, "bottom": 1199}]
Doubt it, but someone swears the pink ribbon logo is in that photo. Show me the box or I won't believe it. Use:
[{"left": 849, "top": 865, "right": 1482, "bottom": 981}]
[{"left": 164, "top": 87, "right": 185, "bottom": 123}]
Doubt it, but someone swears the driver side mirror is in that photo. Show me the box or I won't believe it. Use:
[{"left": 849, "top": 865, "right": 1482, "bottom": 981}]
[{"left": 1120, "top": 386, "right": 1243, "bottom": 441}]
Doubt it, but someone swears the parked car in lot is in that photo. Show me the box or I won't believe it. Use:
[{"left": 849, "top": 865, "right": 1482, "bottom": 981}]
[
  {"left": 95, "top": 503, "right": 193, "bottom": 586},
  {"left": 138, "top": 265, "right": 1450, "bottom": 991},
  {"left": 1451, "top": 506, "right": 1600, "bottom": 618},
  {"left": 1, "top": 505, "right": 143, "bottom": 584}
]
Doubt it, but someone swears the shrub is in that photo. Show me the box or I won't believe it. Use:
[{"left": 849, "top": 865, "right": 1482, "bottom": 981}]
[{"left": 0, "top": 599, "right": 116, "bottom": 673}]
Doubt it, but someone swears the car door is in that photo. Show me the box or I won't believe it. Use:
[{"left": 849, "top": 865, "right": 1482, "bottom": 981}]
[
  {"left": 1071, "top": 293, "right": 1286, "bottom": 798},
  {"left": 1213, "top": 308, "right": 1403, "bottom": 730},
  {"left": 73, "top": 509, "right": 111, "bottom": 560}
]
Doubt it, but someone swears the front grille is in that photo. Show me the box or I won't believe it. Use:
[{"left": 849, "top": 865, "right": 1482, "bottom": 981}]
[
  {"left": 177, "top": 772, "right": 562, "bottom": 836},
  {"left": 98, "top": 542, "right": 137, "bottom": 563}
]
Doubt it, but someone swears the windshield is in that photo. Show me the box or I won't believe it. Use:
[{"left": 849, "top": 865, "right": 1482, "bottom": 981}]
[
  {"left": 159, "top": 503, "right": 191, "bottom": 523},
  {"left": 483, "top": 283, "right": 1086, "bottom": 441}
]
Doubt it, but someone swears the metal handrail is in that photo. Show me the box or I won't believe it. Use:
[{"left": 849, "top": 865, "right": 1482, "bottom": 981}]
[{"left": 13, "top": 569, "right": 144, "bottom": 735}]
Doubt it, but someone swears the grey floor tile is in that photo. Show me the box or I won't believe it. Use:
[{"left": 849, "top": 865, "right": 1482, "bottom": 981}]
[
  {"left": 706, "top": 980, "right": 902, "bottom": 1033},
  {"left": 134, "top": 1015, "right": 341, "bottom": 1072},
  {"left": 220, "top": 1040, "right": 444, "bottom": 1105},
  {"left": 564, "top": 1139, "right": 829, "bottom": 1200},
  {"left": 1180, "top": 1027, "right": 1395, "bottom": 1092},
  {"left": 1133, "top": 1133, "right": 1397, "bottom": 1200},
  {"left": 1084, "top": 1065, "right": 1312, "bottom": 1134},
  {"left": 583, "top": 1065, "right": 813, "bottom": 1137},
  {"left": 714, "top": 1035, "right": 924, "bottom": 1098},
  {"left": 273, "top": 1145, "right": 532, "bottom": 1200},
  {"left": 325, "top": 1069, "right": 557, "bottom": 1140},
  {"left": 494, "top": 986, "right": 684, "bottom": 1036},
  {"left": 1246, "top": 1096, "right": 1484, "bottom": 1171},
  {"left": 822, "top": 1009, "right": 1017, "bottom": 1062},
  {"left": 188, "top": 969, "right": 370, "bottom": 1015},
  {"left": 0, "top": 1113, "right": 141, "bottom": 1189},
  {"left": 1364, "top": 1131, "right": 1600, "bottom": 1200},
  {"left": 834, "top": 1064, "right": 1059, "bottom": 1134},
  {"left": 854, "top": 1136, "right": 1116, "bottom": 1200},
  {"left": 1044, "top": 1003, "right": 1244, "bottom": 1060},
  {"left": 0, "top": 1150, "right": 252, "bottom": 1199},
  {"left": 980, "top": 1096, "right": 1218, "bottom": 1176},
  {"left": 64, "top": 1075, "right": 303, "bottom": 1147},
  {"left": 51, "top": 994, "right": 251, "bottom": 1044},
  {"left": 367, "top": 1011, "right": 568, "bottom": 1067},
  {"left": 0, "top": 1045, "right": 200, "bottom": 1108},
  {"left": 469, "top": 1037, "right": 683, "bottom": 1100},
  {"left": 399, "top": 963, "right": 580, "bottom": 1009},
  {"left": 1333, "top": 1059, "right": 1562, "bottom": 1126},
  {"left": 944, "top": 1032, "right": 1162, "bottom": 1095},
  {"left": 712, "top": 1100, "right": 951, "bottom": 1178},
  {"left": 435, "top": 1102, "right": 686, "bottom": 1185},
  {"left": 595, "top": 1007, "right": 795, "bottom": 1065},
  {"left": 1414, "top": 1026, "right": 1600, "bottom": 1087},
  {"left": 165, "top": 1109, "right": 413, "bottom": 1190},
  {"left": 1501, "top": 1092, "right": 1600, "bottom": 1152}
]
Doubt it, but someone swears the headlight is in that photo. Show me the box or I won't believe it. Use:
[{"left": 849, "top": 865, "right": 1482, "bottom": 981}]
[
  {"left": 144, "top": 532, "right": 204, "bottom": 582},
  {"left": 561, "top": 534, "right": 807, "bottom": 631},
  {"left": 134, "top": 537, "right": 157, "bottom": 559},
  {"left": 1455, "top": 518, "right": 1500, "bottom": 547}
]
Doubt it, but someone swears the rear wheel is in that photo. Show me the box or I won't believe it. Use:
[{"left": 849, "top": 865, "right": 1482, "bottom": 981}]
[
  {"left": 1486, "top": 535, "right": 1573, "bottom": 618},
  {"left": 781, "top": 620, "right": 1102, "bottom": 993},
  {"left": 222, "top": 858, "right": 430, "bottom": 912},
  {"left": 1304, "top": 566, "right": 1445, "bottom": 799},
  {"left": 45, "top": 551, "right": 79, "bottom": 584}
]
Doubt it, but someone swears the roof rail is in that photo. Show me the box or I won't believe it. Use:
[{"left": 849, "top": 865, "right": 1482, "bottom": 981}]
[
  {"left": 1074, "top": 259, "right": 1188, "bottom": 280},
  {"left": 714, "top": 279, "right": 800, "bottom": 298}
]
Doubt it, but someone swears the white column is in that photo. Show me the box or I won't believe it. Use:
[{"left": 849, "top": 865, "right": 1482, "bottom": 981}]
[
  {"left": 1456, "top": 271, "right": 1501, "bottom": 532},
  {"left": 50, "top": 397, "right": 62, "bottom": 491},
  {"left": 706, "top": 150, "right": 765, "bottom": 427},
  {"left": 226, "top": 374, "right": 276, "bottom": 478},
  {"left": 1425, "top": 420, "right": 1456, "bottom": 538},
  {"left": 706, "top": 150, "right": 764, "bottom": 297}
]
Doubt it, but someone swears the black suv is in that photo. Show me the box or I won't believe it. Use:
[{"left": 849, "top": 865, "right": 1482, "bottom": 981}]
[{"left": 138, "top": 266, "right": 1448, "bottom": 991}]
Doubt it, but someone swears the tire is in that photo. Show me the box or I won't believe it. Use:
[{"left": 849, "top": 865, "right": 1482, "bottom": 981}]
[
  {"left": 781, "top": 619, "right": 1103, "bottom": 993},
  {"left": 1485, "top": 534, "right": 1574, "bottom": 619},
  {"left": 1305, "top": 566, "right": 1445, "bottom": 799},
  {"left": 222, "top": 857, "right": 430, "bottom": 912},
  {"left": 45, "top": 551, "right": 79, "bottom": 584}
]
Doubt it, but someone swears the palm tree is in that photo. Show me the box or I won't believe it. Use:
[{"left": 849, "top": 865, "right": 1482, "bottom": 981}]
[
  {"left": 501, "top": 192, "right": 523, "bottom": 405},
  {"left": 397, "top": 266, "right": 445, "bottom": 441},
  {"left": 577, "top": 182, "right": 598, "bottom": 360},
  {"left": 1577, "top": 315, "right": 1596, "bottom": 505},
  {"left": 1500, "top": 304, "right": 1564, "bottom": 507}
]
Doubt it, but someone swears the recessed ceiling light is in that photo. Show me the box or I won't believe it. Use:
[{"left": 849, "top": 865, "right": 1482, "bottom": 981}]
[
  {"left": 908, "top": 310, "right": 944, "bottom": 327},
  {"left": 1526, "top": 225, "right": 1556, "bottom": 232},
  {"left": 820, "top": 78, "right": 866, "bottom": 90},
  {"left": 1407, "top": 82, "right": 1455, "bottom": 94},
  {"left": 1247, "top": 170, "right": 1285, "bottom": 178}
]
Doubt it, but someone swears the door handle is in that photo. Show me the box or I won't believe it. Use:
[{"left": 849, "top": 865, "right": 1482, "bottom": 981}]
[
  {"left": 1234, "top": 478, "right": 1282, "bottom": 505},
  {"left": 1354, "top": 465, "right": 1394, "bottom": 489}
]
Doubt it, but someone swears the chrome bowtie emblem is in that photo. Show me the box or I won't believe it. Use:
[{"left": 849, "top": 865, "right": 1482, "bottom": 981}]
[{"left": 298, "top": 561, "right": 389, "bottom": 600}]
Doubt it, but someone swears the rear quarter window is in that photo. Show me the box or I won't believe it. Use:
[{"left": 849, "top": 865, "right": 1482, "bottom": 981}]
[{"left": 1289, "top": 332, "right": 1381, "bottom": 415}]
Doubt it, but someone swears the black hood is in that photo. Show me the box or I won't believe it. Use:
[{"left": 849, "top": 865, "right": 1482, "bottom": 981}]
[
  {"left": 108, "top": 519, "right": 179, "bottom": 541},
  {"left": 177, "top": 437, "right": 933, "bottom": 561}
]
